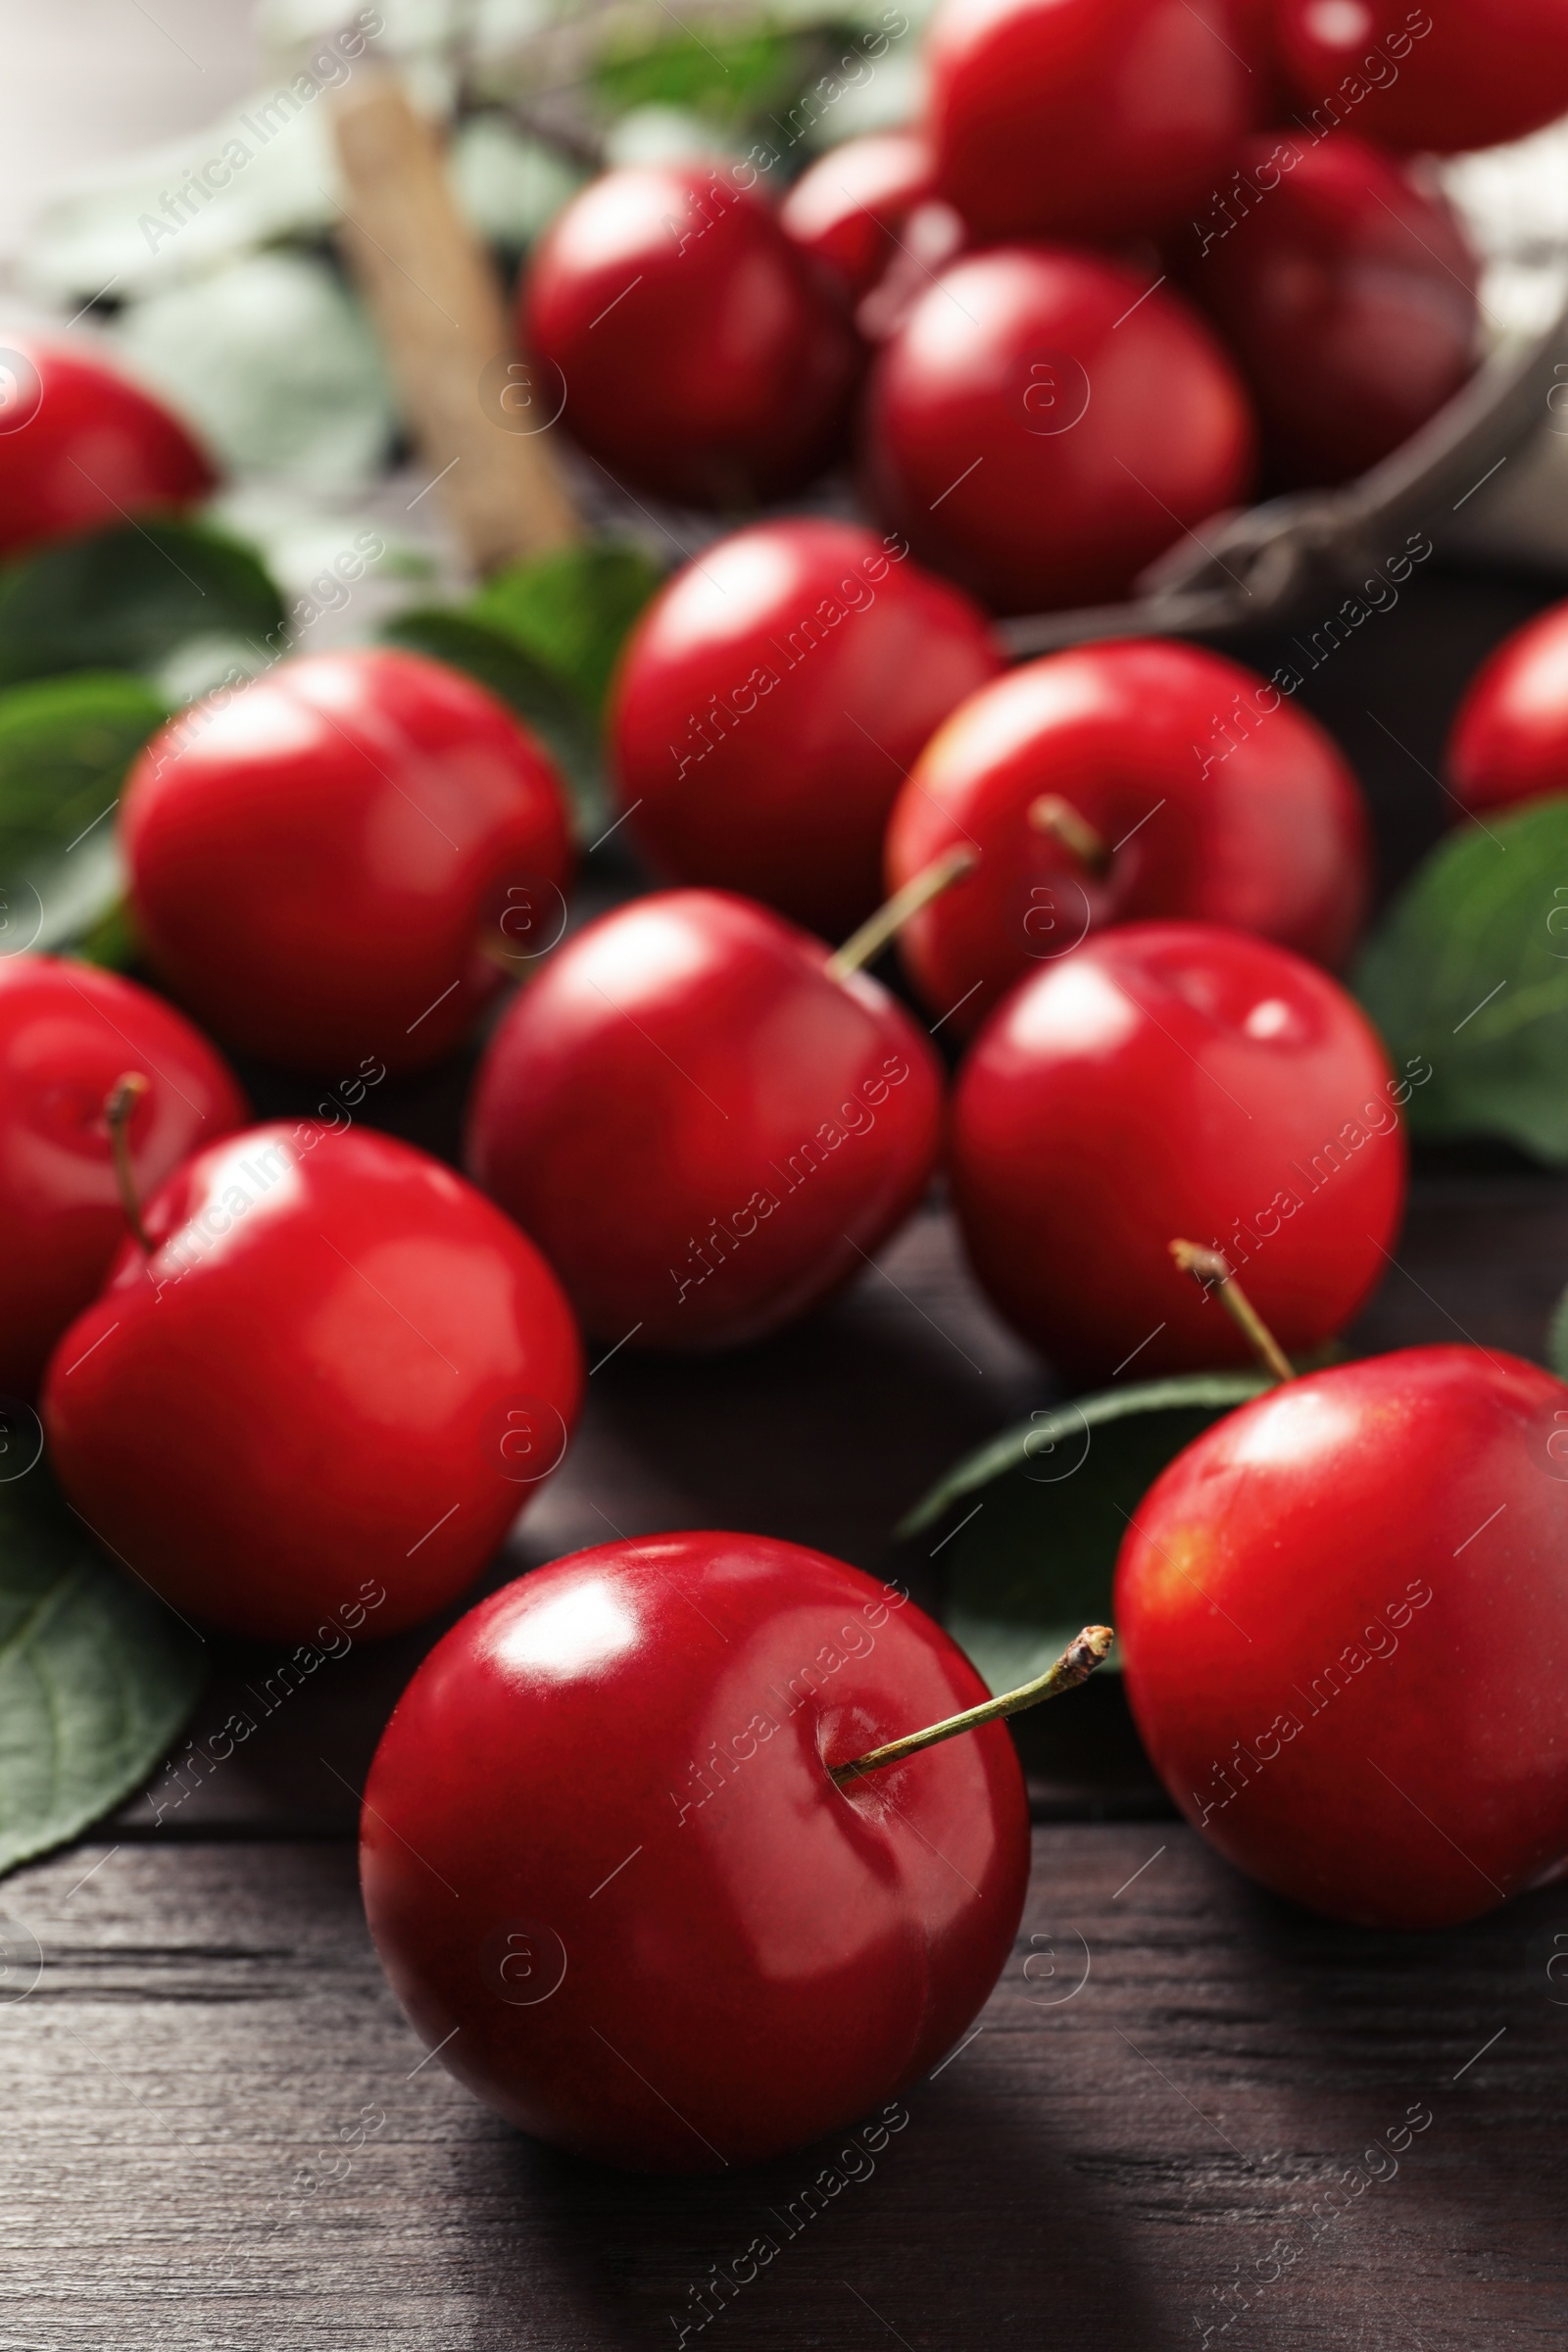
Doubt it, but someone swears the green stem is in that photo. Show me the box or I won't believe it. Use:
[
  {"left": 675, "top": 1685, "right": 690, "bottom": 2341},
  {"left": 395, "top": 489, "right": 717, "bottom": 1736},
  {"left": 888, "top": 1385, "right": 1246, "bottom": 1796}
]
[
  {"left": 826, "top": 845, "right": 978, "bottom": 981},
  {"left": 1029, "top": 792, "right": 1111, "bottom": 875},
  {"left": 1169, "top": 1239, "right": 1293, "bottom": 1383},
  {"left": 829, "top": 1624, "right": 1114, "bottom": 1788},
  {"left": 105, "top": 1072, "right": 153, "bottom": 1253}
]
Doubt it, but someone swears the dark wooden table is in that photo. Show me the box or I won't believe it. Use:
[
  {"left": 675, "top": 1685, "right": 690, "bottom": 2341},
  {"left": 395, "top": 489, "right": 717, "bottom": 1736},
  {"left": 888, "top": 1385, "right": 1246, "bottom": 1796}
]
[{"left": 4, "top": 564, "right": 1568, "bottom": 2350}]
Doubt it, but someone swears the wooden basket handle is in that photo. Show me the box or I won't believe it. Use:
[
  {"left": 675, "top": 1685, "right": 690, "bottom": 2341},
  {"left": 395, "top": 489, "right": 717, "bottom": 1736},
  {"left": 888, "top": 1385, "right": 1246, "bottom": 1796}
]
[{"left": 330, "top": 73, "right": 581, "bottom": 575}]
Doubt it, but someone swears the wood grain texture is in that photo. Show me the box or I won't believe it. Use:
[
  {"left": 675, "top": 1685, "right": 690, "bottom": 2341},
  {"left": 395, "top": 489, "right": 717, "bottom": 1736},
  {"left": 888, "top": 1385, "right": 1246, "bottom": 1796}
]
[{"left": 3, "top": 1832, "right": 1564, "bottom": 2350}]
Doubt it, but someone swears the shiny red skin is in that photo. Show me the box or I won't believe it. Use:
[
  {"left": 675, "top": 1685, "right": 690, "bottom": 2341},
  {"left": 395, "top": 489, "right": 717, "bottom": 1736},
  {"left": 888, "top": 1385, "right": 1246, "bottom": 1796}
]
[
  {"left": 0, "top": 338, "right": 214, "bottom": 556},
  {"left": 361, "top": 1531, "right": 1030, "bottom": 2170},
  {"left": 466, "top": 890, "right": 944, "bottom": 1350},
  {"left": 1115, "top": 1347, "right": 1568, "bottom": 1928},
  {"left": 1233, "top": 0, "right": 1284, "bottom": 105},
  {"left": 949, "top": 921, "right": 1407, "bottom": 1380},
  {"left": 122, "top": 649, "right": 573, "bottom": 1076},
  {"left": 778, "top": 132, "right": 935, "bottom": 302},
  {"left": 608, "top": 519, "right": 1004, "bottom": 938},
  {"left": 1275, "top": 0, "right": 1568, "bottom": 154},
  {"left": 886, "top": 639, "right": 1371, "bottom": 1035},
  {"left": 42, "top": 1123, "right": 584, "bottom": 1642},
  {"left": 0, "top": 956, "right": 245, "bottom": 1396},
  {"left": 1446, "top": 598, "right": 1568, "bottom": 817},
  {"left": 1176, "top": 133, "right": 1478, "bottom": 486},
  {"left": 925, "top": 0, "right": 1261, "bottom": 242},
  {"left": 862, "top": 246, "right": 1256, "bottom": 614},
  {"left": 522, "top": 165, "right": 860, "bottom": 508}
]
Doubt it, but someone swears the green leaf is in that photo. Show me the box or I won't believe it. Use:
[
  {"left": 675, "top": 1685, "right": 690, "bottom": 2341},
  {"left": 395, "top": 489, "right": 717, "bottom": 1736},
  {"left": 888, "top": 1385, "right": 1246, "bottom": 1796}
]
[
  {"left": 382, "top": 607, "right": 611, "bottom": 838},
  {"left": 594, "top": 24, "right": 809, "bottom": 127},
  {"left": 0, "top": 518, "right": 287, "bottom": 691},
  {"left": 1547, "top": 1286, "right": 1568, "bottom": 1382},
  {"left": 0, "top": 1466, "right": 204, "bottom": 1877},
  {"left": 468, "top": 540, "right": 664, "bottom": 717},
  {"left": 897, "top": 1375, "right": 1272, "bottom": 1692},
  {"left": 449, "top": 115, "right": 586, "bottom": 251},
  {"left": 72, "top": 893, "right": 141, "bottom": 973},
  {"left": 383, "top": 541, "right": 665, "bottom": 841},
  {"left": 1355, "top": 795, "right": 1568, "bottom": 1163},
  {"left": 112, "top": 250, "right": 397, "bottom": 488},
  {"left": 0, "top": 672, "right": 167, "bottom": 953}
]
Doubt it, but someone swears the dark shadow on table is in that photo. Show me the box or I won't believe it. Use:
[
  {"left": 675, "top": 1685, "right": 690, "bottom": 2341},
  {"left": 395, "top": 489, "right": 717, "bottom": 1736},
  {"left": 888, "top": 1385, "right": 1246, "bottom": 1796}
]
[{"left": 450, "top": 2072, "right": 1179, "bottom": 2352}]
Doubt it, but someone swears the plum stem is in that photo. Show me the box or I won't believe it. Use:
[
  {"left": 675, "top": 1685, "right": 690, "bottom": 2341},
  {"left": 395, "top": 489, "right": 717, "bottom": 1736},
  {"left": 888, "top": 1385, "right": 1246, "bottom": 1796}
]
[
  {"left": 1169, "top": 1239, "right": 1294, "bottom": 1383},
  {"left": 104, "top": 1072, "right": 153, "bottom": 1253},
  {"left": 827, "top": 844, "right": 979, "bottom": 980},
  {"left": 829, "top": 1623, "right": 1113, "bottom": 1788},
  {"left": 1029, "top": 792, "right": 1110, "bottom": 875}
]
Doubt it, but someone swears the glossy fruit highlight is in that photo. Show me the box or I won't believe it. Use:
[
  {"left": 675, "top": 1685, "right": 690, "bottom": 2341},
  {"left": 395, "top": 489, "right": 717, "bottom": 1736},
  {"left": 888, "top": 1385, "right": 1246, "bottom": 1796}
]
[
  {"left": 522, "top": 163, "right": 860, "bottom": 507},
  {"left": 862, "top": 245, "right": 1255, "bottom": 613},
  {"left": 1174, "top": 131, "right": 1478, "bottom": 486},
  {"left": 608, "top": 517, "right": 1003, "bottom": 938},
  {"left": 122, "top": 648, "right": 573, "bottom": 1075},
  {"left": 0, "top": 955, "right": 245, "bottom": 1396},
  {"left": 886, "top": 637, "right": 1371, "bottom": 1033},
  {"left": 0, "top": 337, "right": 214, "bottom": 556},
  {"left": 362, "top": 1531, "right": 1030, "bottom": 2169},
  {"left": 1276, "top": 0, "right": 1568, "bottom": 155},
  {"left": 925, "top": 0, "right": 1260, "bottom": 242},
  {"left": 466, "top": 889, "right": 944, "bottom": 1350},
  {"left": 1116, "top": 1346, "right": 1568, "bottom": 1928},
  {"left": 779, "top": 132, "right": 937, "bottom": 303},
  {"left": 949, "top": 920, "right": 1408, "bottom": 1379},
  {"left": 1446, "top": 598, "right": 1568, "bottom": 818},
  {"left": 43, "top": 1123, "right": 584, "bottom": 1641}
]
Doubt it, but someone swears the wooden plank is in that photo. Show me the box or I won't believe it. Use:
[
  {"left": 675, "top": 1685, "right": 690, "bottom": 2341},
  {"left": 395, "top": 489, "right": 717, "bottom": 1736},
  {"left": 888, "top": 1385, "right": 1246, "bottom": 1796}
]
[{"left": 2, "top": 1831, "right": 1564, "bottom": 2349}]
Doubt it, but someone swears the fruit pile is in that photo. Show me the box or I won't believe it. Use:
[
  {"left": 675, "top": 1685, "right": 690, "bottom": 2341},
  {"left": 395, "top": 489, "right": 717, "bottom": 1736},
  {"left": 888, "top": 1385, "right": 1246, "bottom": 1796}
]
[
  {"left": 3, "top": 0, "right": 1568, "bottom": 2182},
  {"left": 523, "top": 0, "right": 1519, "bottom": 615}
]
